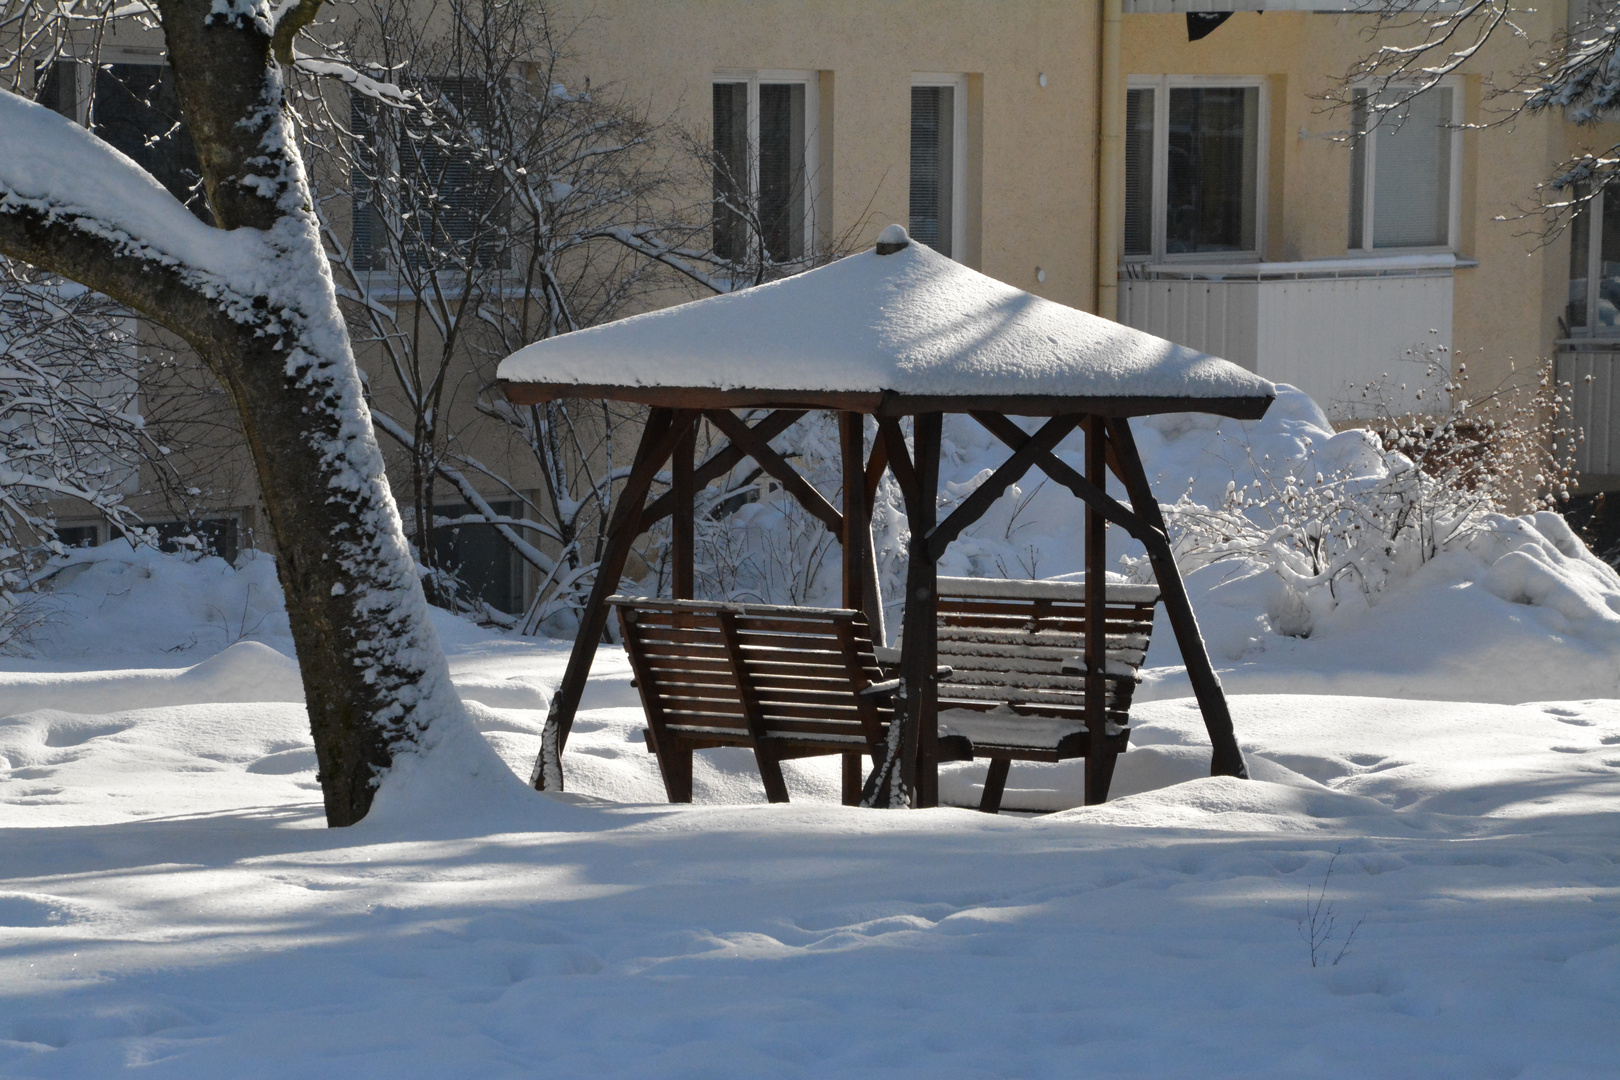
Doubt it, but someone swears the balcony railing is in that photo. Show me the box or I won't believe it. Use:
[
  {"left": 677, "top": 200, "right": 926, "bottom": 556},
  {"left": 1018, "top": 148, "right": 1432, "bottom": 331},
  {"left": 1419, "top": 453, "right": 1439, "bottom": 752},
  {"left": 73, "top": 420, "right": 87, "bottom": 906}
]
[
  {"left": 1118, "top": 253, "right": 1461, "bottom": 420},
  {"left": 1558, "top": 344, "right": 1620, "bottom": 480}
]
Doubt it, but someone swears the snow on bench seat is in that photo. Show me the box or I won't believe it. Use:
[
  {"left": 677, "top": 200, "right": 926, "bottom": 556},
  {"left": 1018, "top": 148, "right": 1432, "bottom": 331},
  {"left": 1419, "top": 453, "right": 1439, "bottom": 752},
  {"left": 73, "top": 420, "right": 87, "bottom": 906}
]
[{"left": 931, "top": 577, "right": 1160, "bottom": 811}]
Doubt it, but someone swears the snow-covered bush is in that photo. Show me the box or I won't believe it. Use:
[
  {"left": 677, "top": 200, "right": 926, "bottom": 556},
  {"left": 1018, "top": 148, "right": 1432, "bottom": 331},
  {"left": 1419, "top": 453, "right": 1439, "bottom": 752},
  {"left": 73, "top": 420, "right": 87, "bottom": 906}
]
[{"left": 1157, "top": 356, "right": 1579, "bottom": 637}]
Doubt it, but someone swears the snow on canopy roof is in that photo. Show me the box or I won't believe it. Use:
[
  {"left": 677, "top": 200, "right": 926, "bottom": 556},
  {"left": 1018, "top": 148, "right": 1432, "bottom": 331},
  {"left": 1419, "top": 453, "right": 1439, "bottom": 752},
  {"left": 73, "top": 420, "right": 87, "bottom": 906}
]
[{"left": 497, "top": 227, "right": 1275, "bottom": 417}]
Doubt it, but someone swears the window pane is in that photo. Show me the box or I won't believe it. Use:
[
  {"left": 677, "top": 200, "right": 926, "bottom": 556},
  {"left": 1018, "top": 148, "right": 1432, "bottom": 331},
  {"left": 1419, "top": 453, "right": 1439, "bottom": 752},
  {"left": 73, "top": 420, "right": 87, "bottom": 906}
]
[
  {"left": 1166, "top": 86, "right": 1258, "bottom": 255},
  {"left": 1371, "top": 87, "right": 1451, "bottom": 248},
  {"left": 93, "top": 64, "right": 211, "bottom": 223},
  {"left": 350, "top": 94, "right": 384, "bottom": 271},
  {"left": 712, "top": 82, "right": 750, "bottom": 261},
  {"left": 1569, "top": 188, "right": 1591, "bottom": 331},
  {"left": 433, "top": 501, "right": 521, "bottom": 614},
  {"left": 910, "top": 85, "right": 954, "bottom": 257},
  {"left": 36, "top": 60, "right": 76, "bottom": 119},
  {"left": 1349, "top": 90, "right": 1368, "bottom": 250},
  {"left": 758, "top": 82, "right": 806, "bottom": 262},
  {"left": 1597, "top": 185, "right": 1620, "bottom": 331},
  {"left": 1124, "top": 88, "right": 1154, "bottom": 256},
  {"left": 398, "top": 78, "right": 502, "bottom": 270}
]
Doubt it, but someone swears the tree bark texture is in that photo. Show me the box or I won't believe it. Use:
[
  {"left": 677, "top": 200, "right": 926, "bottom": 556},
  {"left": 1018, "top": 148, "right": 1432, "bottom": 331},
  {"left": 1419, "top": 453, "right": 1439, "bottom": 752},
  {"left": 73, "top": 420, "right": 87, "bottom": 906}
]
[{"left": 0, "top": 0, "right": 465, "bottom": 825}]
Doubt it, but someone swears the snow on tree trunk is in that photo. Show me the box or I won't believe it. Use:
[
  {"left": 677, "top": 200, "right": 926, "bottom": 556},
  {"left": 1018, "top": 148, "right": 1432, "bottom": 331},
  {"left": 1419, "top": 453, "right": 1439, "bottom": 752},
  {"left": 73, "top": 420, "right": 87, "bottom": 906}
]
[{"left": 0, "top": 0, "right": 469, "bottom": 825}]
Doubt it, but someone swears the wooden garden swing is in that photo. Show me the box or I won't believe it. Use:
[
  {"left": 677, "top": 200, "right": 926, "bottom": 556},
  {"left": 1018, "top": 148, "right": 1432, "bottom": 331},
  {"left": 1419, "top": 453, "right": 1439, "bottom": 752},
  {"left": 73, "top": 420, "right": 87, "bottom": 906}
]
[{"left": 497, "top": 225, "right": 1275, "bottom": 809}]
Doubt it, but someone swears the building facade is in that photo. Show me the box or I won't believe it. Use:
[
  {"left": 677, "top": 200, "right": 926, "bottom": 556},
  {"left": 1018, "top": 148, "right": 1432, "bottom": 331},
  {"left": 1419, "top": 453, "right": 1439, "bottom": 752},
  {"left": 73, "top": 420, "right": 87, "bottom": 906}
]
[{"left": 26, "top": 0, "right": 1620, "bottom": 616}]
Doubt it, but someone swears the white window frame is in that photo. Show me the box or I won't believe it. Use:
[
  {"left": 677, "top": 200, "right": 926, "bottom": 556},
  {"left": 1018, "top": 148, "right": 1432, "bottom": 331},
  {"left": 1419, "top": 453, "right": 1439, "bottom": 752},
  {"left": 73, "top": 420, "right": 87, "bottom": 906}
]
[
  {"left": 1124, "top": 74, "right": 1269, "bottom": 263},
  {"left": 910, "top": 72, "right": 968, "bottom": 262},
  {"left": 1349, "top": 80, "right": 1463, "bottom": 255},
  {"left": 1566, "top": 187, "right": 1620, "bottom": 339},
  {"left": 712, "top": 69, "right": 821, "bottom": 259}
]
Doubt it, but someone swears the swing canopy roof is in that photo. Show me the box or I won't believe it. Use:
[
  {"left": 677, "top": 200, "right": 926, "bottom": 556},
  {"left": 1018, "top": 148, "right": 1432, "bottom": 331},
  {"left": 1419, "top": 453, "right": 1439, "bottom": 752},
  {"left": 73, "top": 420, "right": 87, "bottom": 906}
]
[{"left": 497, "top": 227, "right": 1276, "bottom": 418}]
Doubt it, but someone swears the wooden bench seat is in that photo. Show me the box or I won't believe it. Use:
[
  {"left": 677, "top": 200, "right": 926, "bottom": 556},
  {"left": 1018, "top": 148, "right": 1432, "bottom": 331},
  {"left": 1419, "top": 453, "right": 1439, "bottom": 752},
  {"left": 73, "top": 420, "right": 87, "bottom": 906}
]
[
  {"left": 612, "top": 597, "right": 893, "bottom": 805},
  {"left": 615, "top": 578, "right": 1158, "bottom": 813},
  {"left": 930, "top": 576, "right": 1160, "bottom": 812}
]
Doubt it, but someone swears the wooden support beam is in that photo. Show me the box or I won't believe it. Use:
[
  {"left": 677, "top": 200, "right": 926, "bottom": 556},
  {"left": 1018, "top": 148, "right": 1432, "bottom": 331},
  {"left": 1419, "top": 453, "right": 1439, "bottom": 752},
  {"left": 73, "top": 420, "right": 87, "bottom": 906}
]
[
  {"left": 841, "top": 412, "right": 886, "bottom": 646},
  {"left": 1082, "top": 415, "right": 1116, "bottom": 805},
  {"left": 864, "top": 433, "right": 889, "bottom": 507},
  {"left": 704, "top": 409, "right": 844, "bottom": 536},
  {"left": 672, "top": 419, "right": 695, "bottom": 600},
  {"left": 972, "top": 411, "right": 1156, "bottom": 545},
  {"left": 978, "top": 758, "right": 1011, "bottom": 813},
  {"left": 926, "top": 414, "right": 1080, "bottom": 562},
  {"left": 863, "top": 415, "right": 943, "bottom": 808},
  {"left": 530, "top": 408, "right": 696, "bottom": 791},
  {"left": 974, "top": 410, "right": 1246, "bottom": 781},
  {"left": 638, "top": 409, "right": 806, "bottom": 529},
  {"left": 716, "top": 609, "right": 790, "bottom": 803},
  {"left": 908, "top": 414, "right": 944, "bottom": 809},
  {"left": 1104, "top": 418, "right": 1249, "bottom": 780},
  {"left": 862, "top": 417, "right": 926, "bottom": 808},
  {"left": 876, "top": 417, "right": 919, "bottom": 497}
]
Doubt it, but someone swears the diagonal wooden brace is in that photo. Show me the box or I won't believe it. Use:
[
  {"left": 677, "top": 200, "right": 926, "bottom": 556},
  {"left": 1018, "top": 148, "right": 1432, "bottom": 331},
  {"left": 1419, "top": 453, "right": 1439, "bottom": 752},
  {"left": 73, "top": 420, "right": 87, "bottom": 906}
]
[{"left": 705, "top": 409, "right": 844, "bottom": 536}]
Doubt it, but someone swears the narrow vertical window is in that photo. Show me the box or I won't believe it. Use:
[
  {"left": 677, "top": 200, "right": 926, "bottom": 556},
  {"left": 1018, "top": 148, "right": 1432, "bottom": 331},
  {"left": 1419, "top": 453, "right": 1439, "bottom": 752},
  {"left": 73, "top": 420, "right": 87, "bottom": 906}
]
[
  {"left": 351, "top": 94, "right": 383, "bottom": 271},
  {"left": 1568, "top": 192, "right": 1589, "bottom": 332},
  {"left": 758, "top": 82, "right": 806, "bottom": 262},
  {"left": 1371, "top": 88, "right": 1452, "bottom": 247},
  {"left": 909, "top": 85, "right": 955, "bottom": 257},
  {"left": 92, "top": 64, "right": 211, "bottom": 222},
  {"left": 35, "top": 60, "right": 77, "bottom": 119},
  {"left": 1351, "top": 86, "right": 1456, "bottom": 250},
  {"left": 712, "top": 81, "right": 750, "bottom": 261},
  {"left": 711, "top": 76, "right": 813, "bottom": 267},
  {"left": 1165, "top": 86, "right": 1258, "bottom": 255},
  {"left": 1124, "top": 87, "right": 1155, "bottom": 257},
  {"left": 1598, "top": 185, "right": 1620, "bottom": 331},
  {"left": 1349, "top": 90, "right": 1369, "bottom": 250}
]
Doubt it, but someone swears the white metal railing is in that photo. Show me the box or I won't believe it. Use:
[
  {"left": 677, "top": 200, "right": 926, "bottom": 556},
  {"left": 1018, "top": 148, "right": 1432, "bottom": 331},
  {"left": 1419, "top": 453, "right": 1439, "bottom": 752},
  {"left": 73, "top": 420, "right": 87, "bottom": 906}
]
[
  {"left": 1558, "top": 345, "right": 1620, "bottom": 479},
  {"left": 1118, "top": 254, "right": 1458, "bottom": 419}
]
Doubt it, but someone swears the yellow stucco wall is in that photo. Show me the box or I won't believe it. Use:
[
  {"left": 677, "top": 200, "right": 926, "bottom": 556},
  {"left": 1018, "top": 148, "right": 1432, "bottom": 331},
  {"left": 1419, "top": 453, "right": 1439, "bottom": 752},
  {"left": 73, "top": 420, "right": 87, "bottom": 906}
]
[
  {"left": 1123, "top": 6, "right": 1619, "bottom": 398},
  {"left": 554, "top": 0, "right": 1103, "bottom": 309}
]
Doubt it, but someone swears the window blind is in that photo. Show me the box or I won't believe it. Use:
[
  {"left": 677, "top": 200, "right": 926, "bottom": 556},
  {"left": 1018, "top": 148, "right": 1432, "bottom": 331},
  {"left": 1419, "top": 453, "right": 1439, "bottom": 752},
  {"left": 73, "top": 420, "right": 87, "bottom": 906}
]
[
  {"left": 759, "top": 82, "right": 807, "bottom": 262},
  {"left": 1165, "top": 86, "right": 1258, "bottom": 255},
  {"left": 910, "top": 85, "right": 954, "bottom": 257},
  {"left": 712, "top": 82, "right": 750, "bottom": 261},
  {"left": 92, "top": 64, "right": 211, "bottom": 223},
  {"left": 1124, "top": 88, "right": 1154, "bottom": 256},
  {"left": 1370, "top": 88, "right": 1451, "bottom": 248}
]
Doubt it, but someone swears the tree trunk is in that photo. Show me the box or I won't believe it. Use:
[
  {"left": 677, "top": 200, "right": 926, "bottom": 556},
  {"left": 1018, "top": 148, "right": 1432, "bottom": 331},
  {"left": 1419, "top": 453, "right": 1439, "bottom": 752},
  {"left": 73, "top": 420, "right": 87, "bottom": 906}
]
[{"left": 0, "top": 0, "right": 467, "bottom": 825}]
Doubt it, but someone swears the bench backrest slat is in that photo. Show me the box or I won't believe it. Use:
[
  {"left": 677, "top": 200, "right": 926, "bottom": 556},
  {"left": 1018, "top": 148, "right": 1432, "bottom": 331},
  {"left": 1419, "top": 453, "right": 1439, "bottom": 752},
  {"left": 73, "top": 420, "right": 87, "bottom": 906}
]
[
  {"left": 934, "top": 579, "right": 1159, "bottom": 721},
  {"left": 613, "top": 597, "right": 891, "bottom": 750}
]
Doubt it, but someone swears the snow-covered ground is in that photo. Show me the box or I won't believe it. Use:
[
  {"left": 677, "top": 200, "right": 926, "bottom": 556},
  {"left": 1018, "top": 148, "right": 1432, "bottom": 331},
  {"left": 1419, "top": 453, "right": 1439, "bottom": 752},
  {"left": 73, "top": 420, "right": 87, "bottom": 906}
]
[
  {"left": 4, "top": 388, "right": 1620, "bottom": 1076},
  {"left": 3, "top": 548, "right": 1618, "bottom": 1076}
]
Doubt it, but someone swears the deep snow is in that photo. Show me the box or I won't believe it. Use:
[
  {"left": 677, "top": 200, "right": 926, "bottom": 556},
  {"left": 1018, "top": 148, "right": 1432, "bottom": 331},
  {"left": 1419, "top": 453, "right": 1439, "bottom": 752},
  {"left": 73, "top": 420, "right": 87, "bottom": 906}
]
[
  {"left": 3, "top": 543, "right": 1619, "bottom": 1076},
  {"left": 4, "top": 392, "right": 1620, "bottom": 1076}
]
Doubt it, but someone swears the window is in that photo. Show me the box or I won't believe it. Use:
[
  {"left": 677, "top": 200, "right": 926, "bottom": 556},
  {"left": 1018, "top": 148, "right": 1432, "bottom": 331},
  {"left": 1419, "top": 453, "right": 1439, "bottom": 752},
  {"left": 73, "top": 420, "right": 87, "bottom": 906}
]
[
  {"left": 350, "top": 78, "right": 505, "bottom": 273},
  {"left": 712, "top": 72, "right": 818, "bottom": 264},
  {"left": 55, "top": 525, "right": 101, "bottom": 550},
  {"left": 149, "top": 518, "right": 240, "bottom": 562},
  {"left": 910, "top": 76, "right": 966, "bottom": 258},
  {"left": 1125, "top": 78, "right": 1262, "bottom": 260},
  {"left": 431, "top": 501, "right": 522, "bottom": 614},
  {"left": 37, "top": 59, "right": 211, "bottom": 222},
  {"left": 1349, "top": 87, "right": 1459, "bottom": 250},
  {"left": 1566, "top": 186, "right": 1620, "bottom": 336}
]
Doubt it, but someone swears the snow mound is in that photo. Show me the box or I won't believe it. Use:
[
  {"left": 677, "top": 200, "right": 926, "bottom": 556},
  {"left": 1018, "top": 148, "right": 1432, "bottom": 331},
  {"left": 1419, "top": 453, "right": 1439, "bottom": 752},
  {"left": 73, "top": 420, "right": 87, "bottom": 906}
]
[
  {"left": 0, "top": 641, "right": 302, "bottom": 718},
  {"left": 22, "top": 541, "right": 291, "bottom": 660}
]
